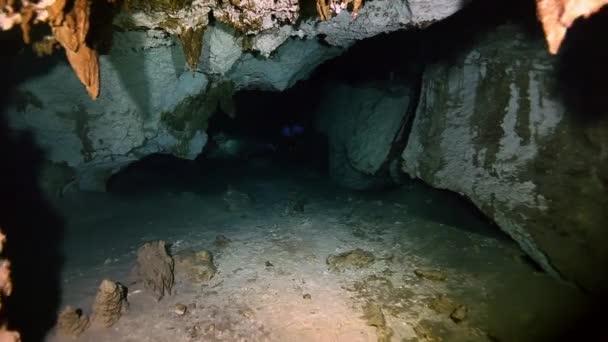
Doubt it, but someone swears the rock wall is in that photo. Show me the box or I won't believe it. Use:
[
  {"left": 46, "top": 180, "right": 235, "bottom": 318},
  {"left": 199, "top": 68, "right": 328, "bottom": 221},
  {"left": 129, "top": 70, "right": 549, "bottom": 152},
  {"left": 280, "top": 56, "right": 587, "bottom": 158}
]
[
  {"left": 401, "top": 25, "right": 608, "bottom": 294},
  {"left": 317, "top": 81, "right": 417, "bottom": 189},
  {"left": 4, "top": 1, "right": 467, "bottom": 194}
]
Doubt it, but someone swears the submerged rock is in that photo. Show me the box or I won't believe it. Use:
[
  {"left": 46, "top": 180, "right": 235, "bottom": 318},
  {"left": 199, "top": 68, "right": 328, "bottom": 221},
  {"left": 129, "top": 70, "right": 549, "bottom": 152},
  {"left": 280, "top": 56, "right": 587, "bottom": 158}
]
[
  {"left": 401, "top": 24, "right": 608, "bottom": 293},
  {"left": 362, "top": 302, "right": 393, "bottom": 342},
  {"left": 414, "top": 269, "right": 447, "bottom": 282},
  {"left": 57, "top": 306, "right": 90, "bottom": 338},
  {"left": 174, "top": 249, "right": 217, "bottom": 283},
  {"left": 136, "top": 241, "right": 175, "bottom": 300},
  {"left": 91, "top": 279, "right": 128, "bottom": 328},
  {"left": 428, "top": 295, "right": 468, "bottom": 323},
  {"left": 316, "top": 81, "right": 418, "bottom": 190},
  {"left": 450, "top": 304, "right": 468, "bottom": 323},
  {"left": 174, "top": 303, "right": 188, "bottom": 316},
  {"left": 327, "top": 248, "right": 375, "bottom": 271}
]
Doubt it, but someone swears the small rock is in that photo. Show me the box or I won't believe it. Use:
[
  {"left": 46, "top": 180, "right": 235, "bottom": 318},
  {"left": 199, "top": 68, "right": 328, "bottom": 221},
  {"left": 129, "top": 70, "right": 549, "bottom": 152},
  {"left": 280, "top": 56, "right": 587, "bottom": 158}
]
[
  {"left": 414, "top": 268, "right": 447, "bottom": 281},
  {"left": 428, "top": 295, "right": 458, "bottom": 315},
  {"left": 57, "top": 306, "right": 90, "bottom": 337},
  {"left": 450, "top": 304, "right": 468, "bottom": 323},
  {"left": 136, "top": 241, "right": 174, "bottom": 300},
  {"left": 303, "top": 293, "right": 312, "bottom": 300},
  {"left": 239, "top": 307, "right": 255, "bottom": 319},
  {"left": 327, "top": 249, "right": 375, "bottom": 271},
  {"left": 265, "top": 261, "right": 274, "bottom": 267},
  {"left": 174, "top": 249, "right": 217, "bottom": 283},
  {"left": 91, "top": 279, "right": 128, "bottom": 328},
  {"left": 214, "top": 234, "right": 232, "bottom": 247},
  {"left": 174, "top": 303, "right": 187, "bottom": 316}
]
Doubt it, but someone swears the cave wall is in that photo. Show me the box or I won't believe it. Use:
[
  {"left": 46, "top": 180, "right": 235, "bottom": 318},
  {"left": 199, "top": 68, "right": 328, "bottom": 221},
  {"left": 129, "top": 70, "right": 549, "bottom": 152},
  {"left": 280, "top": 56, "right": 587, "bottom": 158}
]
[{"left": 401, "top": 25, "right": 608, "bottom": 294}]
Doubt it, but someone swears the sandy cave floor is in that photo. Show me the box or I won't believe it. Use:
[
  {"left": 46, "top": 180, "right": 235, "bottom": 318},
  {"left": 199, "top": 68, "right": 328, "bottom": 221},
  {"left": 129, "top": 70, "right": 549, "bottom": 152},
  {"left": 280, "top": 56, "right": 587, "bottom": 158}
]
[{"left": 47, "top": 158, "right": 590, "bottom": 342}]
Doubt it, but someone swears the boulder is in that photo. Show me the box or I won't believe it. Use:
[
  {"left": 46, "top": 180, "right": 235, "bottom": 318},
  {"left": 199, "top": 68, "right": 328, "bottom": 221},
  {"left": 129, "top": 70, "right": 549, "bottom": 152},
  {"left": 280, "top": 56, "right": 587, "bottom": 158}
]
[
  {"left": 317, "top": 81, "right": 417, "bottom": 189},
  {"left": 401, "top": 25, "right": 608, "bottom": 294}
]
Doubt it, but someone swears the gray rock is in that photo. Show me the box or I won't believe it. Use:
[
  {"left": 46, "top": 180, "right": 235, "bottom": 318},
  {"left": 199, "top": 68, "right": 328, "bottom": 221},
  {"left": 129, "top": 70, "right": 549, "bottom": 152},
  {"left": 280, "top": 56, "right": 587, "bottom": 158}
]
[
  {"left": 401, "top": 25, "right": 608, "bottom": 294},
  {"left": 317, "top": 81, "right": 416, "bottom": 189},
  {"left": 6, "top": 0, "right": 468, "bottom": 192}
]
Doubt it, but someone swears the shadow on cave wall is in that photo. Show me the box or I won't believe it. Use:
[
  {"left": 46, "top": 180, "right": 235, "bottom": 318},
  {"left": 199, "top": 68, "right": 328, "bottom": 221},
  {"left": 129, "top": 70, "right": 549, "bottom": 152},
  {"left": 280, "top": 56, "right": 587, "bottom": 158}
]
[
  {"left": 555, "top": 7, "right": 608, "bottom": 123},
  {"left": 0, "top": 98, "right": 64, "bottom": 339}
]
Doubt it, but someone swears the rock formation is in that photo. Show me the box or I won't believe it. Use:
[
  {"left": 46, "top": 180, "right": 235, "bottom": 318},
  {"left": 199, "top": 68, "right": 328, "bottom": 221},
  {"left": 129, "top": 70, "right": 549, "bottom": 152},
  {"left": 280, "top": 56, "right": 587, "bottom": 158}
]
[
  {"left": 136, "top": 241, "right": 175, "bottom": 300},
  {"left": 174, "top": 249, "right": 217, "bottom": 283},
  {"left": 326, "top": 249, "right": 375, "bottom": 271},
  {"left": 3, "top": 0, "right": 466, "bottom": 193},
  {"left": 56, "top": 306, "right": 90, "bottom": 338},
  {"left": 401, "top": 24, "right": 608, "bottom": 294},
  {"left": 317, "top": 81, "right": 417, "bottom": 189},
  {"left": 91, "top": 279, "right": 128, "bottom": 328}
]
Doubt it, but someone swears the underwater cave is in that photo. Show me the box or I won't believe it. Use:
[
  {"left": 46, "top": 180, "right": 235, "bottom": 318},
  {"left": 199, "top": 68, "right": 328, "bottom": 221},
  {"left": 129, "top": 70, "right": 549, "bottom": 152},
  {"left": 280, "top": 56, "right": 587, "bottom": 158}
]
[{"left": 0, "top": 0, "right": 607, "bottom": 341}]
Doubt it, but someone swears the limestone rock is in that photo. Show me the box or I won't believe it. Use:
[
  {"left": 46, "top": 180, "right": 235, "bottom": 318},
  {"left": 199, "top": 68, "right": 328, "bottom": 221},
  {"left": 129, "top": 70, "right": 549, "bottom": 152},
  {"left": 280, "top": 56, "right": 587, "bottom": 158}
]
[
  {"left": 3, "top": 0, "right": 469, "bottom": 192},
  {"left": 316, "top": 81, "right": 417, "bottom": 190},
  {"left": 174, "top": 303, "right": 188, "bottom": 316},
  {"left": 401, "top": 24, "right": 608, "bottom": 294},
  {"left": 450, "top": 304, "right": 467, "bottom": 323},
  {"left": 414, "top": 269, "right": 447, "bottom": 281},
  {"left": 428, "top": 295, "right": 459, "bottom": 315},
  {"left": 91, "top": 279, "right": 128, "bottom": 328},
  {"left": 6, "top": 30, "right": 209, "bottom": 191},
  {"left": 136, "top": 241, "right": 175, "bottom": 300},
  {"left": 174, "top": 249, "right": 217, "bottom": 283},
  {"left": 57, "top": 306, "right": 90, "bottom": 338},
  {"left": 327, "top": 249, "right": 375, "bottom": 271},
  {"left": 362, "top": 302, "right": 393, "bottom": 342}
]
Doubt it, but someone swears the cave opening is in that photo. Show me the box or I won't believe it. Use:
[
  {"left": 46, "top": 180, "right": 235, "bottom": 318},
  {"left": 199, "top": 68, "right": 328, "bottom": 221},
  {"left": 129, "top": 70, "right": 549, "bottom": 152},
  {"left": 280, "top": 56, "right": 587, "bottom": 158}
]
[{"left": 1, "top": 0, "right": 604, "bottom": 341}]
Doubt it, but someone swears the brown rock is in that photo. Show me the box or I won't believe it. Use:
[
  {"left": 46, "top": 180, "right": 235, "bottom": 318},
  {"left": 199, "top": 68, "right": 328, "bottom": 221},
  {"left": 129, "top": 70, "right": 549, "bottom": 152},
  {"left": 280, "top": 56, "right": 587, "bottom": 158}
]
[
  {"left": 174, "top": 303, "right": 187, "bottom": 316},
  {"left": 428, "top": 295, "right": 458, "bottom": 315},
  {"left": 327, "top": 249, "right": 375, "bottom": 271},
  {"left": 136, "top": 241, "right": 174, "bottom": 300},
  {"left": 57, "top": 306, "right": 90, "bottom": 337},
  {"left": 414, "top": 268, "right": 447, "bottom": 281},
  {"left": 174, "top": 249, "right": 217, "bottom": 283},
  {"left": 362, "top": 303, "right": 393, "bottom": 342},
  {"left": 450, "top": 304, "right": 468, "bottom": 323},
  {"left": 91, "top": 279, "right": 128, "bottom": 328}
]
